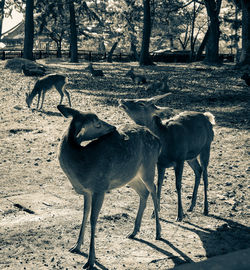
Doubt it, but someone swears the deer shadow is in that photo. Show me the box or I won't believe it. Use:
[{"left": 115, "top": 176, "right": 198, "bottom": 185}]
[
  {"left": 160, "top": 214, "right": 250, "bottom": 260},
  {"left": 31, "top": 108, "right": 62, "bottom": 117},
  {"left": 132, "top": 236, "right": 194, "bottom": 266}
]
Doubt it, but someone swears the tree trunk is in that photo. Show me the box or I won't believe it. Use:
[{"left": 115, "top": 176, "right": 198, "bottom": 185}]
[
  {"left": 139, "top": 0, "right": 153, "bottom": 66},
  {"left": 196, "top": 26, "right": 210, "bottom": 61},
  {"left": 204, "top": 0, "right": 222, "bottom": 64},
  {"left": 190, "top": 1, "right": 196, "bottom": 61},
  {"left": 23, "top": 0, "right": 34, "bottom": 60},
  {"left": 0, "top": 0, "right": 5, "bottom": 38},
  {"left": 69, "top": 0, "right": 78, "bottom": 63},
  {"left": 130, "top": 34, "right": 139, "bottom": 61},
  {"left": 56, "top": 41, "right": 62, "bottom": 58},
  {"left": 239, "top": 0, "right": 250, "bottom": 65},
  {"left": 107, "top": 40, "right": 119, "bottom": 63}
]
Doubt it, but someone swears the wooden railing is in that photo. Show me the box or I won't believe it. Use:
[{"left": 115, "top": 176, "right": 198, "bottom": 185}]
[{"left": 0, "top": 49, "right": 235, "bottom": 63}]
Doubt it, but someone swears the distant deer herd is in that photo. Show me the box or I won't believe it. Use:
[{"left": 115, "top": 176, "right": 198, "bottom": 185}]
[{"left": 24, "top": 62, "right": 217, "bottom": 269}]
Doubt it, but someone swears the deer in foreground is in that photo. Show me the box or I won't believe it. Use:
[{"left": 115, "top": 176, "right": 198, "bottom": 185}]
[
  {"left": 120, "top": 93, "right": 215, "bottom": 221},
  {"left": 25, "top": 74, "right": 71, "bottom": 109},
  {"left": 85, "top": 63, "right": 104, "bottom": 77},
  {"left": 126, "top": 67, "right": 147, "bottom": 85},
  {"left": 57, "top": 105, "right": 161, "bottom": 269}
]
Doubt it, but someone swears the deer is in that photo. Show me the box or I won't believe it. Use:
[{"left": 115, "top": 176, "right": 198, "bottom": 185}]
[
  {"left": 25, "top": 74, "right": 71, "bottom": 110},
  {"left": 119, "top": 93, "right": 215, "bottom": 222},
  {"left": 57, "top": 105, "right": 162, "bottom": 269},
  {"left": 126, "top": 67, "right": 147, "bottom": 85},
  {"left": 241, "top": 73, "right": 250, "bottom": 86},
  {"left": 21, "top": 64, "right": 46, "bottom": 77},
  {"left": 85, "top": 63, "right": 104, "bottom": 77},
  {"left": 146, "top": 75, "right": 169, "bottom": 93}
]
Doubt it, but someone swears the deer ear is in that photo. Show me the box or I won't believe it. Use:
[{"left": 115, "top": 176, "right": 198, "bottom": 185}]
[
  {"left": 147, "top": 93, "right": 171, "bottom": 104},
  {"left": 57, "top": 105, "right": 80, "bottom": 118},
  {"left": 152, "top": 115, "right": 162, "bottom": 125}
]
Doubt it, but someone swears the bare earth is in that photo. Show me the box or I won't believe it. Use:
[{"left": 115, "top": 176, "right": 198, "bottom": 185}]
[{"left": 0, "top": 59, "right": 249, "bottom": 270}]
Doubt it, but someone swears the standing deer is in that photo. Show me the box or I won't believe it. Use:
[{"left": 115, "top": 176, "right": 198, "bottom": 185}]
[
  {"left": 57, "top": 105, "right": 161, "bottom": 269},
  {"left": 25, "top": 74, "right": 71, "bottom": 109},
  {"left": 85, "top": 63, "right": 104, "bottom": 77},
  {"left": 126, "top": 67, "right": 147, "bottom": 85},
  {"left": 120, "top": 93, "right": 215, "bottom": 221}
]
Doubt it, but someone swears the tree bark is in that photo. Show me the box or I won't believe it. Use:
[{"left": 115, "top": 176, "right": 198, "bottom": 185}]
[
  {"left": 0, "top": 0, "right": 5, "bottom": 38},
  {"left": 204, "top": 0, "right": 222, "bottom": 64},
  {"left": 69, "top": 0, "right": 78, "bottom": 63},
  {"left": 23, "top": 0, "right": 34, "bottom": 60},
  {"left": 239, "top": 0, "right": 250, "bottom": 65},
  {"left": 139, "top": 0, "right": 153, "bottom": 66},
  {"left": 107, "top": 40, "right": 119, "bottom": 63},
  {"left": 196, "top": 26, "right": 210, "bottom": 61}
]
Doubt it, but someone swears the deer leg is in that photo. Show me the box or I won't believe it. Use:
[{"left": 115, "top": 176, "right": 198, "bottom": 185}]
[
  {"left": 70, "top": 193, "right": 91, "bottom": 254},
  {"left": 64, "top": 89, "right": 72, "bottom": 107},
  {"left": 142, "top": 167, "right": 161, "bottom": 240},
  {"left": 55, "top": 85, "right": 64, "bottom": 105},
  {"left": 128, "top": 179, "right": 149, "bottom": 239},
  {"left": 156, "top": 164, "right": 166, "bottom": 211},
  {"left": 187, "top": 158, "right": 202, "bottom": 212},
  {"left": 40, "top": 90, "right": 46, "bottom": 109},
  {"left": 152, "top": 164, "right": 165, "bottom": 218},
  {"left": 148, "top": 183, "right": 161, "bottom": 240},
  {"left": 59, "top": 92, "right": 64, "bottom": 105},
  {"left": 175, "top": 161, "right": 184, "bottom": 221},
  {"left": 200, "top": 146, "right": 211, "bottom": 216},
  {"left": 37, "top": 92, "right": 41, "bottom": 109},
  {"left": 84, "top": 192, "right": 105, "bottom": 269}
]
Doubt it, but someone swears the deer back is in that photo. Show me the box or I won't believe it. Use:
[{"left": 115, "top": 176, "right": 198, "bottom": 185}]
[{"left": 58, "top": 106, "right": 161, "bottom": 194}]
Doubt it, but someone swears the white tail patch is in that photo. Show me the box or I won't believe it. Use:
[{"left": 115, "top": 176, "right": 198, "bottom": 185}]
[{"left": 204, "top": 112, "right": 216, "bottom": 125}]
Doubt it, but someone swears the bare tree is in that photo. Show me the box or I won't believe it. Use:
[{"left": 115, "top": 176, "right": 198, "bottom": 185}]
[
  {"left": 23, "top": 0, "right": 34, "bottom": 60},
  {"left": 0, "top": 0, "right": 5, "bottom": 38},
  {"left": 69, "top": 0, "right": 78, "bottom": 63},
  {"left": 204, "top": 0, "right": 222, "bottom": 64},
  {"left": 140, "top": 0, "right": 153, "bottom": 66},
  {"left": 239, "top": 0, "right": 250, "bottom": 65}
]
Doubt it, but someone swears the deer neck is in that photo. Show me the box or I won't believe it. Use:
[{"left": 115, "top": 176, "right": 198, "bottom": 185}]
[
  {"left": 130, "top": 72, "right": 135, "bottom": 80},
  {"left": 149, "top": 118, "right": 166, "bottom": 141},
  {"left": 27, "top": 85, "right": 39, "bottom": 104}
]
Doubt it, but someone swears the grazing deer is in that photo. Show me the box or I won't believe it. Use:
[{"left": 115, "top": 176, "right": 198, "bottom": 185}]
[
  {"left": 22, "top": 64, "right": 46, "bottom": 77},
  {"left": 126, "top": 67, "right": 147, "bottom": 85},
  {"left": 25, "top": 74, "right": 71, "bottom": 110},
  {"left": 120, "top": 93, "right": 215, "bottom": 221},
  {"left": 146, "top": 75, "right": 169, "bottom": 93},
  {"left": 85, "top": 63, "right": 104, "bottom": 77},
  {"left": 57, "top": 105, "right": 161, "bottom": 269}
]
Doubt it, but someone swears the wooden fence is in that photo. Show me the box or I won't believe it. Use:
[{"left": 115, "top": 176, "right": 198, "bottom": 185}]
[{"left": 0, "top": 49, "right": 235, "bottom": 63}]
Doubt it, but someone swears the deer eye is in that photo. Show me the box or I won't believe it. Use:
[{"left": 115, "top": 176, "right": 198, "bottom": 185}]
[
  {"left": 137, "top": 101, "right": 145, "bottom": 107},
  {"left": 94, "top": 121, "right": 101, "bottom": 128}
]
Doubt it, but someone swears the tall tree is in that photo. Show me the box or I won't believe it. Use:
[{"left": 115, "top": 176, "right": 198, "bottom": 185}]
[
  {"left": 0, "top": 0, "right": 5, "bottom": 38},
  {"left": 204, "top": 0, "right": 222, "bottom": 64},
  {"left": 23, "top": 0, "right": 34, "bottom": 60},
  {"left": 140, "top": 0, "right": 153, "bottom": 65},
  {"left": 69, "top": 0, "right": 78, "bottom": 63},
  {"left": 239, "top": 0, "right": 250, "bottom": 65}
]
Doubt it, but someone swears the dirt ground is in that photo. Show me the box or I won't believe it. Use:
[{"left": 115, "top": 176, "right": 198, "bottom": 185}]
[{"left": 0, "top": 59, "right": 249, "bottom": 270}]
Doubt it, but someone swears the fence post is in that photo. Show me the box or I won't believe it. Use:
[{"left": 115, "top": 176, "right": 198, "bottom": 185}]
[{"left": 1, "top": 50, "right": 5, "bottom": 60}]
